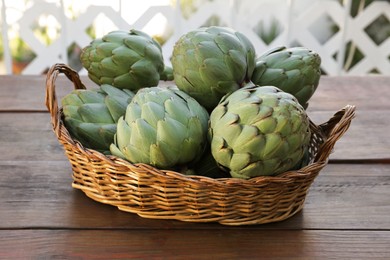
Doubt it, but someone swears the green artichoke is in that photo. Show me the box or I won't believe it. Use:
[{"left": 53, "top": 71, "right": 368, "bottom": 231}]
[
  {"left": 80, "top": 29, "right": 165, "bottom": 91},
  {"left": 62, "top": 84, "right": 134, "bottom": 152},
  {"left": 110, "top": 86, "right": 209, "bottom": 169},
  {"left": 209, "top": 84, "right": 311, "bottom": 179},
  {"left": 251, "top": 46, "right": 321, "bottom": 109},
  {"left": 182, "top": 148, "right": 230, "bottom": 179},
  {"left": 159, "top": 65, "right": 174, "bottom": 81},
  {"left": 171, "top": 26, "right": 256, "bottom": 111}
]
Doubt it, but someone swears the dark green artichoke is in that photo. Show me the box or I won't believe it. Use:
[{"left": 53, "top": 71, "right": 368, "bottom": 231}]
[
  {"left": 62, "top": 84, "right": 134, "bottom": 152},
  {"left": 182, "top": 148, "right": 230, "bottom": 179},
  {"left": 251, "top": 46, "right": 321, "bottom": 109},
  {"left": 171, "top": 26, "right": 256, "bottom": 111},
  {"left": 209, "top": 84, "right": 311, "bottom": 179},
  {"left": 110, "top": 86, "right": 209, "bottom": 169},
  {"left": 159, "top": 65, "right": 174, "bottom": 81},
  {"left": 80, "top": 29, "right": 166, "bottom": 91}
]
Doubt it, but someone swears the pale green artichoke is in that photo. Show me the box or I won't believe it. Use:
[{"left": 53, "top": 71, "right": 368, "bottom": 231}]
[
  {"left": 171, "top": 26, "right": 256, "bottom": 111},
  {"left": 62, "top": 84, "right": 134, "bottom": 152},
  {"left": 80, "top": 29, "right": 166, "bottom": 91},
  {"left": 251, "top": 46, "right": 321, "bottom": 109},
  {"left": 110, "top": 86, "right": 209, "bottom": 169},
  {"left": 209, "top": 84, "right": 311, "bottom": 179}
]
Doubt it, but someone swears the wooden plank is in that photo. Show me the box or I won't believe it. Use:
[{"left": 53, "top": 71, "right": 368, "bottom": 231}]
[
  {"left": 0, "top": 75, "right": 389, "bottom": 112},
  {"left": 0, "top": 113, "right": 66, "bottom": 161},
  {"left": 0, "top": 75, "right": 57, "bottom": 112},
  {"left": 0, "top": 161, "right": 195, "bottom": 230},
  {"left": 0, "top": 229, "right": 389, "bottom": 259},
  {"left": 300, "top": 163, "right": 390, "bottom": 229},
  {"left": 0, "top": 162, "right": 389, "bottom": 230},
  {"left": 0, "top": 75, "right": 97, "bottom": 112},
  {"left": 307, "top": 75, "right": 390, "bottom": 112},
  {"left": 308, "top": 109, "right": 390, "bottom": 161},
  {"left": 1, "top": 109, "right": 387, "bottom": 162}
]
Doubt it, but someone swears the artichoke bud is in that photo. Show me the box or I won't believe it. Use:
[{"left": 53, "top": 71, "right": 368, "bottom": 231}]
[
  {"left": 159, "top": 66, "right": 174, "bottom": 81},
  {"left": 81, "top": 29, "right": 165, "bottom": 91},
  {"left": 251, "top": 46, "right": 321, "bottom": 109},
  {"left": 61, "top": 85, "right": 134, "bottom": 152},
  {"left": 171, "top": 26, "right": 256, "bottom": 111},
  {"left": 209, "top": 84, "right": 311, "bottom": 179},
  {"left": 110, "top": 86, "right": 210, "bottom": 169},
  {"left": 183, "top": 147, "right": 230, "bottom": 179}
]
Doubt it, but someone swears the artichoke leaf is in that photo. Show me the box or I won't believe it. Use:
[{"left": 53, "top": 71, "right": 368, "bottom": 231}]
[
  {"left": 78, "top": 90, "right": 105, "bottom": 104},
  {"left": 115, "top": 117, "right": 132, "bottom": 150},
  {"left": 78, "top": 103, "right": 115, "bottom": 123},
  {"left": 262, "top": 133, "right": 283, "bottom": 159},
  {"left": 111, "top": 45, "right": 141, "bottom": 66},
  {"left": 229, "top": 152, "right": 251, "bottom": 172},
  {"left": 76, "top": 123, "right": 112, "bottom": 150},
  {"left": 141, "top": 101, "right": 165, "bottom": 128},
  {"left": 156, "top": 118, "right": 187, "bottom": 148},
  {"left": 61, "top": 93, "right": 84, "bottom": 106},
  {"left": 109, "top": 143, "right": 126, "bottom": 159},
  {"left": 62, "top": 105, "right": 82, "bottom": 121},
  {"left": 149, "top": 143, "right": 173, "bottom": 168},
  {"left": 164, "top": 98, "right": 191, "bottom": 125},
  {"left": 214, "top": 32, "right": 242, "bottom": 53},
  {"left": 211, "top": 136, "right": 233, "bottom": 168},
  {"left": 105, "top": 97, "right": 129, "bottom": 122},
  {"left": 131, "top": 118, "right": 157, "bottom": 152},
  {"left": 98, "top": 124, "right": 117, "bottom": 146},
  {"left": 231, "top": 161, "right": 264, "bottom": 179}
]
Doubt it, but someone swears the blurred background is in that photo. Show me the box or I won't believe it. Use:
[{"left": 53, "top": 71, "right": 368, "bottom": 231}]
[{"left": 0, "top": 0, "right": 389, "bottom": 75}]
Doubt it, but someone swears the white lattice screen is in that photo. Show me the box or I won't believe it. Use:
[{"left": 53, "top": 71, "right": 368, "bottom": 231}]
[{"left": 0, "top": 0, "right": 389, "bottom": 75}]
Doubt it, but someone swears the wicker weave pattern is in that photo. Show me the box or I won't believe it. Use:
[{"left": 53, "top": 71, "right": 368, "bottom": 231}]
[{"left": 45, "top": 63, "right": 355, "bottom": 225}]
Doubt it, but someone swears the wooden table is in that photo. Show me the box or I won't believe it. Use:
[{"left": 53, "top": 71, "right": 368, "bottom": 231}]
[{"left": 0, "top": 75, "right": 389, "bottom": 259}]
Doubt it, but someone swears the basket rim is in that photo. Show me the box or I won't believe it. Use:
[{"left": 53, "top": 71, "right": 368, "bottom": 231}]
[
  {"left": 58, "top": 116, "right": 329, "bottom": 187},
  {"left": 46, "top": 63, "right": 356, "bottom": 186}
]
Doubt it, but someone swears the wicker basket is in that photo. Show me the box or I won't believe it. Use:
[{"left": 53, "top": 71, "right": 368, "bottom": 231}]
[{"left": 45, "top": 63, "right": 355, "bottom": 225}]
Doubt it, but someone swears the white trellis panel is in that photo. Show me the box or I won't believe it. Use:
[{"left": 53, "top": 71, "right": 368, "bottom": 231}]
[
  {"left": 291, "top": 0, "right": 347, "bottom": 75},
  {"left": 0, "top": 0, "right": 389, "bottom": 75},
  {"left": 18, "top": 1, "right": 67, "bottom": 74},
  {"left": 130, "top": 4, "right": 177, "bottom": 66},
  {"left": 61, "top": 5, "right": 130, "bottom": 75},
  {"left": 235, "top": 0, "right": 293, "bottom": 53},
  {"left": 346, "top": 1, "right": 390, "bottom": 75}
]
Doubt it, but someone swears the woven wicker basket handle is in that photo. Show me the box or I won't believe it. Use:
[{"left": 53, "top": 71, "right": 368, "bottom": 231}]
[
  {"left": 315, "top": 105, "right": 356, "bottom": 162},
  {"left": 45, "top": 63, "right": 86, "bottom": 136}
]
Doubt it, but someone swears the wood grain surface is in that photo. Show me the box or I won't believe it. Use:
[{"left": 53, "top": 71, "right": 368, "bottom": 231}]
[
  {"left": 1, "top": 75, "right": 389, "bottom": 112},
  {"left": 1, "top": 230, "right": 389, "bottom": 259},
  {"left": 0, "top": 75, "right": 389, "bottom": 259}
]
